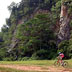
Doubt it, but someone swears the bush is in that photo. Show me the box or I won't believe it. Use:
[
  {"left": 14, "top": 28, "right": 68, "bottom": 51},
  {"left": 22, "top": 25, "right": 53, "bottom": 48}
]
[
  {"left": 58, "top": 40, "right": 71, "bottom": 59},
  {"left": 30, "top": 49, "right": 49, "bottom": 60},
  {"left": 3, "top": 57, "right": 12, "bottom": 61},
  {"left": 18, "top": 57, "right": 22, "bottom": 61},
  {"left": 29, "top": 53, "right": 39, "bottom": 60},
  {"left": 21, "top": 57, "right": 30, "bottom": 61}
]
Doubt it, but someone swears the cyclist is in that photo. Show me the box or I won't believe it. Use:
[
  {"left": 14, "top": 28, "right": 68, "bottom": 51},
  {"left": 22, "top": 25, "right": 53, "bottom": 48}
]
[
  {"left": 58, "top": 52, "right": 64, "bottom": 64},
  {"left": 54, "top": 52, "right": 68, "bottom": 67}
]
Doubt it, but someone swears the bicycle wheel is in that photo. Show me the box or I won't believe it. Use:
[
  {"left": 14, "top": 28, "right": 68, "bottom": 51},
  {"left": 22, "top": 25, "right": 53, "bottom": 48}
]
[
  {"left": 54, "top": 61, "right": 60, "bottom": 67},
  {"left": 63, "top": 61, "right": 68, "bottom": 68}
]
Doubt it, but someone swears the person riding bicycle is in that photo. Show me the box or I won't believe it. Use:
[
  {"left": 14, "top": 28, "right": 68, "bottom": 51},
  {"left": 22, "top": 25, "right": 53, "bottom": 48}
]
[
  {"left": 57, "top": 52, "right": 64, "bottom": 63},
  {"left": 54, "top": 52, "right": 68, "bottom": 67}
]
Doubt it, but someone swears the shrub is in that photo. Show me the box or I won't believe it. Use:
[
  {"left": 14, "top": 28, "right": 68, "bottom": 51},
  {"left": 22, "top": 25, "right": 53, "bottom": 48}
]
[
  {"left": 31, "top": 49, "right": 49, "bottom": 60},
  {"left": 18, "top": 57, "right": 22, "bottom": 61},
  {"left": 58, "top": 40, "right": 71, "bottom": 59},
  {"left": 3, "top": 57, "right": 12, "bottom": 61},
  {"left": 21, "top": 57, "right": 30, "bottom": 61},
  {"left": 29, "top": 53, "right": 39, "bottom": 60}
]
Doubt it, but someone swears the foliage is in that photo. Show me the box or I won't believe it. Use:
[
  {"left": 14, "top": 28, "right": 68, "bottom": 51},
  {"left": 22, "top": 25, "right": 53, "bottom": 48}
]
[
  {"left": 0, "top": 0, "right": 72, "bottom": 61},
  {"left": 14, "top": 14, "right": 57, "bottom": 60},
  {"left": 51, "top": 1, "right": 61, "bottom": 19},
  {"left": 3, "top": 57, "right": 12, "bottom": 61},
  {"left": 18, "top": 57, "right": 30, "bottom": 61},
  {"left": 58, "top": 40, "right": 72, "bottom": 59},
  {"left": 0, "top": 48, "right": 6, "bottom": 60}
]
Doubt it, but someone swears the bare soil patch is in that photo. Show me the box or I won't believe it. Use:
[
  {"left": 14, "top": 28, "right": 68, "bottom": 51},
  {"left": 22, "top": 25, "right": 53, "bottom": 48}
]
[{"left": 0, "top": 64, "right": 72, "bottom": 72}]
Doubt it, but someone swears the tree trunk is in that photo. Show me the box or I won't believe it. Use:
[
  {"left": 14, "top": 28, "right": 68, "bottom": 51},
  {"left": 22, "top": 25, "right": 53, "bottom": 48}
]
[{"left": 58, "top": 1, "right": 70, "bottom": 43}]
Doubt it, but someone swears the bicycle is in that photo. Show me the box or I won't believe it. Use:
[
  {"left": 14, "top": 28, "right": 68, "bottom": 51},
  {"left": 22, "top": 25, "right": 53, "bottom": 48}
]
[{"left": 54, "top": 57, "right": 68, "bottom": 68}]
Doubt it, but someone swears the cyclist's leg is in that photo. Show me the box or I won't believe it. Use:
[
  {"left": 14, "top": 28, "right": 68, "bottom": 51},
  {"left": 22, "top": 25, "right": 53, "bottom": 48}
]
[
  {"left": 57, "top": 56, "right": 60, "bottom": 63},
  {"left": 60, "top": 57, "right": 64, "bottom": 66},
  {"left": 59, "top": 56, "right": 63, "bottom": 65},
  {"left": 61, "top": 57, "right": 62, "bottom": 63}
]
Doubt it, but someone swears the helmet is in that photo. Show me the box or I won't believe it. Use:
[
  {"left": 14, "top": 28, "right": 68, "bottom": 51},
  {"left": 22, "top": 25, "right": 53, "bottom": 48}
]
[{"left": 58, "top": 52, "right": 61, "bottom": 54}]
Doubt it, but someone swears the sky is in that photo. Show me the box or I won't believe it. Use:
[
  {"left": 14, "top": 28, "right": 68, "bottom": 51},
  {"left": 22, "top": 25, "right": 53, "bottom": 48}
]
[{"left": 0, "top": 0, "right": 21, "bottom": 31}]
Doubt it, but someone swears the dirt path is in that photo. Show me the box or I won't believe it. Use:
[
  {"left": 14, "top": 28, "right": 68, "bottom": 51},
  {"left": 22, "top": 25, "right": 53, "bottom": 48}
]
[{"left": 0, "top": 64, "right": 72, "bottom": 72}]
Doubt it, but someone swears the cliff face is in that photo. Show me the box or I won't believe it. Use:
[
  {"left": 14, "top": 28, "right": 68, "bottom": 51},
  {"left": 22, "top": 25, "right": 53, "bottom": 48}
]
[
  {"left": 8, "top": 8, "right": 49, "bottom": 52},
  {"left": 8, "top": 0, "right": 72, "bottom": 52},
  {"left": 58, "top": 1, "right": 71, "bottom": 43}
]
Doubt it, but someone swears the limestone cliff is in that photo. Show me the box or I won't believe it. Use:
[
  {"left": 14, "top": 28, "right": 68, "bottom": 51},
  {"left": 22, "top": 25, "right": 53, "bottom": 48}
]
[
  {"left": 8, "top": 8, "right": 49, "bottom": 52},
  {"left": 58, "top": 0, "right": 71, "bottom": 43}
]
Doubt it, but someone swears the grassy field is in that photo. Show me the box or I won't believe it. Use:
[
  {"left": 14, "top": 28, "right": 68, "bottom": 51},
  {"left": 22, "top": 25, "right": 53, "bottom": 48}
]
[
  {"left": 0, "top": 60, "right": 72, "bottom": 72},
  {"left": 0, "top": 60, "right": 54, "bottom": 66}
]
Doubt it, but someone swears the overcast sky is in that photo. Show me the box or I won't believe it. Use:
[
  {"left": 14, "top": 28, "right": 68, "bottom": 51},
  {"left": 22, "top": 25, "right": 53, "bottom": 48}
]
[{"left": 0, "top": 0, "right": 21, "bottom": 31}]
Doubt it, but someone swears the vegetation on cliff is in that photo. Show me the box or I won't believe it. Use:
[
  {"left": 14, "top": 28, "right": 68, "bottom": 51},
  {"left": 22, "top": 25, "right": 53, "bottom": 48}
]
[{"left": 0, "top": 0, "right": 72, "bottom": 61}]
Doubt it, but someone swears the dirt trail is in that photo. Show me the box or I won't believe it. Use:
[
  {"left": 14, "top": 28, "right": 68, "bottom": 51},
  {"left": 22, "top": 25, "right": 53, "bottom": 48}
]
[{"left": 0, "top": 64, "right": 72, "bottom": 72}]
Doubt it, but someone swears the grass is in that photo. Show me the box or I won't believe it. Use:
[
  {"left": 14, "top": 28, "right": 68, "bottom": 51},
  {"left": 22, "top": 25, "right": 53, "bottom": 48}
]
[
  {"left": 0, "top": 60, "right": 72, "bottom": 72},
  {"left": 66, "top": 59, "right": 72, "bottom": 68},
  {"left": 0, "top": 60, "right": 72, "bottom": 66},
  {"left": 0, "top": 60, "right": 54, "bottom": 66}
]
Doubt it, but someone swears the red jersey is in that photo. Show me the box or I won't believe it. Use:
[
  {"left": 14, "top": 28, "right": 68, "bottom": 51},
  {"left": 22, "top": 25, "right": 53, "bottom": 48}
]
[{"left": 60, "top": 53, "right": 64, "bottom": 58}]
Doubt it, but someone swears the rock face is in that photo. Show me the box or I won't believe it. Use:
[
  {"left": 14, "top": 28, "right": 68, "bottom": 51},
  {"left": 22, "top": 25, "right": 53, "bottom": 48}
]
[
  {"left": 8, "top": 8, "right": 49, "bottom": 52},
  {"left": 58, "top": 1, "right": 70, "bottom": 43}
]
